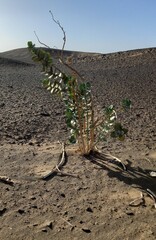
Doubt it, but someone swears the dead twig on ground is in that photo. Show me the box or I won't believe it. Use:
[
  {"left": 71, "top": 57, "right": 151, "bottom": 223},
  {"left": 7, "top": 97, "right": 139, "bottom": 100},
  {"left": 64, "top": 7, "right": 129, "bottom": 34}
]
[
  {"left": 129, "top": 192, "right": 145, "bottom": 207},
  {"left": 60, "top": 217, "right": 75, "bottom": 231},
  {"left": 144, "top": 157, "right": 152, "bottom": 164},
  {"left": 0, "top": 176, "right": 14, "bottom": 186}
]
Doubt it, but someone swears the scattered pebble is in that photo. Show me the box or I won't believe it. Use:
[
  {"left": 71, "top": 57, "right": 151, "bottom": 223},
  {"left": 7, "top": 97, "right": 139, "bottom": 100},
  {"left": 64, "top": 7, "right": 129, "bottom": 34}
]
[
  {"left": 0, "top": 208, "right": 7, "bottom": 216},
  {"left": 82, "top": 228, "right": 91, "bottom": 233},
  {"left": 60, "top": 193, "right": 65, "bottom": 198},
  {"left": 126, "top": 211, "right": 134, "bottom": 216},
  {"left": 18, "top": 209, "right": 25, "bottom": 214},
  {"left": 86, "top": 207, "right": 93, "bottom": 213},
  {"left": 38, "top": 220, "right": 53, "bottom": 230}
]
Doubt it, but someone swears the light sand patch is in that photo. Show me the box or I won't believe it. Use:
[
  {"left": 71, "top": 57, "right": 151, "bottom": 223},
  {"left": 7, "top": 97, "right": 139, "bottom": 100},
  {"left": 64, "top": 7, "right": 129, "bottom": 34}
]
[
  {"left": 149, "top": 151, "right": 156, "bottom": 160},
  {"left": 128, "top": 52, "right": 143, "bottom": 57}
]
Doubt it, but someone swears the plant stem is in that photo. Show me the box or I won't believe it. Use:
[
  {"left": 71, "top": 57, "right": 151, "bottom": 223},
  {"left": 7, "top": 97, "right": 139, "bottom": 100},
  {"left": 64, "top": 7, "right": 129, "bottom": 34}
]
[
  {"left": 71, "top": 79, "right": 86, "bottom": 154},
  {"left": 89, "top": 95, "right": 95, "bottom": 152}
]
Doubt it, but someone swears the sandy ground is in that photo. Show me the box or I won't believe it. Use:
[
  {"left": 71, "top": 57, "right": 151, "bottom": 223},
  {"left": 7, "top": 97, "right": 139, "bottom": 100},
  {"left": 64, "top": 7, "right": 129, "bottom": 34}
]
[{"left": 0, "top": 47, "right": 156, "bottom": 240}]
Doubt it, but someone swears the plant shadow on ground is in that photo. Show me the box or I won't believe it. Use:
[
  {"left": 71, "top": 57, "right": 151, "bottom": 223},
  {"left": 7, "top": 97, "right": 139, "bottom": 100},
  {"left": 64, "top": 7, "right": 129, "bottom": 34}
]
[{"left": 85, "top": 152, "right": 156, "bottom": 194}]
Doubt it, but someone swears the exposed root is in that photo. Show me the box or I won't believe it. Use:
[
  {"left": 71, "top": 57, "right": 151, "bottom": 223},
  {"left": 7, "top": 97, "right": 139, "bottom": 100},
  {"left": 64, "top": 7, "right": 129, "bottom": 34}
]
[
  {"left": 42, "top": 142, "right": 79, "bottom": 180},
  {"left": 146, "top": 189, "right": 156, "bottom": 209},
  {"left": 42, "top": 142, "right": 66, "bottom": 180},
  {"left": 104, "top": 153, "right": 127, "bottom": 171},
  {"left": 0, "top": 143, "right": 78, "bottom": 183},
  {"left": 56, "top": 142, "right": 66, "bottom": 171},
  {"left": 89, "top": 150, "right": 127, "bottom": 171}
]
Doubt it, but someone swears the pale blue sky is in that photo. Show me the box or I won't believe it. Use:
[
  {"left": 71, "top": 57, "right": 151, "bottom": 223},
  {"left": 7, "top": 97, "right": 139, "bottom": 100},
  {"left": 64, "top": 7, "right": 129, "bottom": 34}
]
[{"left": 0, "top": 0, "right": 156, "bottom": 53}]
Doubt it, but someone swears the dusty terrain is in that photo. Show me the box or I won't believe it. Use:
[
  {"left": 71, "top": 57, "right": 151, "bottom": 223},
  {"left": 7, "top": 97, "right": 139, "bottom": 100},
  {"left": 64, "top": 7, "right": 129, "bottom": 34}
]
[{"left": 0, "top": 47, "right": 156, "bottom": 240}]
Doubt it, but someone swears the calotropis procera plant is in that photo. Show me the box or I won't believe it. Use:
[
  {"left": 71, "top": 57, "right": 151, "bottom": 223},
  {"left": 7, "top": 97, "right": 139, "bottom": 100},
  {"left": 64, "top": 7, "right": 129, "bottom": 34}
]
[
  {"left": 27, "top": 12, "right": 131, "bottom": 155},
  {"left": 28, "top": 41, "right": 131, "bottom": 155}
]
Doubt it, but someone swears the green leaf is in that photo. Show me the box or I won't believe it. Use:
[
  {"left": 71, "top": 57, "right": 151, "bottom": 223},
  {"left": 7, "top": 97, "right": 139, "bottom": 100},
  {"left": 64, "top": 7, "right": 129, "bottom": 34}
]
[
  {"left": 42, "top": 79, "right": 50, "bottom": 87},
  {"left": 111, "top": 122, "right": 128, "bottom": 139},
  {"left": 105, "top": 105, "right": 115, "bottom": 115},
  {"left": 118, "top": 135, "right": 125, "bottom": 141},
  {"left": 62, "top": 74, "right": 70, "bottom": 84},
  {"left": 79, "top": 83, "right": 86, "bottom": 93},
  {"left": 114, "top": 122, "right": 123, "bottom": 131},
  {"left": 27, "top": 41, "right": 35, "bottom": 48},
  {"left": 98, "top": 134, "right": 107, "bottom": 141},
  {"left": 69, "top": 135, "right": 76, "bottom": 144},
  {"left": 122, "top": 99, "right": 131, "bottom": 110},
  {"left": 86, "top": 82, "right": 91, "bottom": 89},
  {"left": 79, "top": 82, "right": 91, "bottom": 96}
]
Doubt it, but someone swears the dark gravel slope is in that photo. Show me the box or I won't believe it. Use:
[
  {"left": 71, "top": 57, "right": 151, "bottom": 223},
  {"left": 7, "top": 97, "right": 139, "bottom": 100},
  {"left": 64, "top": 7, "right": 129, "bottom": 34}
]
[{"left": 0, "top": 48, "right": 156, "bottom": 147}]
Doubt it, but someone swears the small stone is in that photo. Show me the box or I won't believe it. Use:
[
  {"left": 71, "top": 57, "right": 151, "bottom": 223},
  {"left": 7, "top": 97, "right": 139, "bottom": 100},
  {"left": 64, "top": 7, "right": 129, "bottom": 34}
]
[
  {"left": 31, "top": 205, "right": 38, "bottom": 209},
  {"left": 111, "top": 207, "right": 118, "bottom": 212},
  {"left": 82, "top": 228, "right": 91, "bottom": 233},
  {"left": 126, "top": 211, "right": 134, "bottom": 216},
  {"left": 0, "top": 103, "right": 5, "bottom": 108},
  {"left": 40, "top": 112, "right": 50, "bottom": 117},
  {"left": 18, "top": 209, "right": 25, "bottom": 214},
  {"left": 30, "top": 196, "right": 36, "bottom": 200},
  {"left": 60, "top": 193, "right": 65, "bottom": 198},
  {"left": 0, "top": 208, "right": 7, "bottom": 216},
  {"left": 93, "top": 221, "right": 98, "bottom": 225},
  {"left": 33, "top": 223, "right": 38, "bottom": 227},
  {"left": 48, "top": 222, "right": 53, "bottom": 229},
  {"left": 63, "top": 211, "right": 68, "bottom": 216},
  {"left": 39, "top": 220, "right": 53, "bottom": 230},
  {"left": 86, "top": 207, "right": 93, "bottom": 213}
]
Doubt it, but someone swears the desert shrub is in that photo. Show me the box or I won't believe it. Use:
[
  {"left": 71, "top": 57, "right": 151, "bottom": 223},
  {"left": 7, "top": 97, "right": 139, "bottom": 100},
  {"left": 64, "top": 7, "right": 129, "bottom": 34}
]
[{"left": 27, "top": 13, "right": 131, "bottom": 155}]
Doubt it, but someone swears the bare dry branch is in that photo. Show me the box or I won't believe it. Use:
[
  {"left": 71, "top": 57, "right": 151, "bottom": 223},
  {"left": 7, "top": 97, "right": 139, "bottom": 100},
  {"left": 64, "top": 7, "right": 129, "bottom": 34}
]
[
  {"left": 0, "top": 176, "right": 14, "bottom": 186},
  {"left": 34, "top": 11, "right": 85, "bottom": 82},
  {"left": 49, "top": 10, "right": 85, "bottom": 82},
  {"left": 34, "top": 31, "right": 51, "bottom": 49},
  {"left": 49, "top": 10, "right": 66, "bottom": 58}
]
